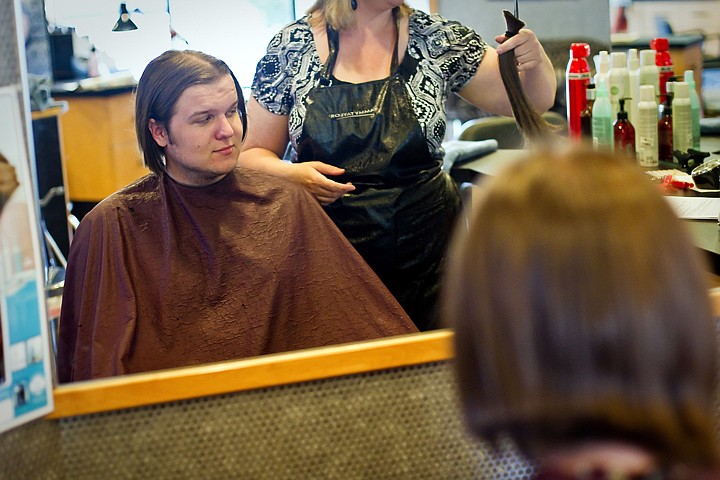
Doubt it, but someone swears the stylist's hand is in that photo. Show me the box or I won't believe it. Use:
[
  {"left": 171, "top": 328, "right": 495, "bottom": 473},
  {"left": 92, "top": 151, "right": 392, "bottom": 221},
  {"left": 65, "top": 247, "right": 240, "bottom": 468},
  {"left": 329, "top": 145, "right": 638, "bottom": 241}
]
[
  {"left": 290, "top": 161, "right": 355, "bottom": 205},
  {"left": 495, "top": 28, "right": 544, "bottom": 72}
]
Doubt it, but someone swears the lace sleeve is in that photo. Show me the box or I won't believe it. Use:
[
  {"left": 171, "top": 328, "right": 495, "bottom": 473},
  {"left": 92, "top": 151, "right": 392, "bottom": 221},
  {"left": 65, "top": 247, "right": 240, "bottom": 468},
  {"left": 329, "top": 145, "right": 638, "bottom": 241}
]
[
  {"left": 410, "top": 11, "right": 488, "bottom": 94},
  {"left": 251, "top": 20, "right": 317, "bottom": 116}
]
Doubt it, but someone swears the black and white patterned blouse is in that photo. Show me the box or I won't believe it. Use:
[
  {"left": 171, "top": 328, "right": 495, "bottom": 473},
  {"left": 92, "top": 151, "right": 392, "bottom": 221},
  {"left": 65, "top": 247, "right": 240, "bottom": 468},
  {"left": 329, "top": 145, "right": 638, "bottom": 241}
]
[{"left": 251, "top": 9, "right": 487, "bottom": 161}]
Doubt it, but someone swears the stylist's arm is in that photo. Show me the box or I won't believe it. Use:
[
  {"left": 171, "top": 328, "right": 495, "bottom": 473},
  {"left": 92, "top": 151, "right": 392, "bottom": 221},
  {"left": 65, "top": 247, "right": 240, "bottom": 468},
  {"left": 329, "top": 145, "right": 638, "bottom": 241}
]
[
  {"left": 239, "top": 98, "right": 355, "bottom": 205},
  {"left": 457, "top": 28, "right": 556, "bottom": 117}
]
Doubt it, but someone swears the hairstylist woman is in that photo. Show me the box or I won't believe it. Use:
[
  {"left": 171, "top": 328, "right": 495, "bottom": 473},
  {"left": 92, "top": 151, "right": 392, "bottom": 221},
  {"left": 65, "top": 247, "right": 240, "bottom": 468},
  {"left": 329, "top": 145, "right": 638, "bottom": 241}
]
[{"left": 240, "top": 0, "right": 556, "bottom": 330}]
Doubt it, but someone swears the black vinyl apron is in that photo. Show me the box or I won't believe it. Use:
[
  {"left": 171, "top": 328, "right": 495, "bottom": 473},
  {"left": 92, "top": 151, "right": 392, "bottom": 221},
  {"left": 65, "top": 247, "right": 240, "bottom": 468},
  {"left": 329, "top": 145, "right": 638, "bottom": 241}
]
[{"left": 296, "top": 18, "right": 460, "bottom": 331}]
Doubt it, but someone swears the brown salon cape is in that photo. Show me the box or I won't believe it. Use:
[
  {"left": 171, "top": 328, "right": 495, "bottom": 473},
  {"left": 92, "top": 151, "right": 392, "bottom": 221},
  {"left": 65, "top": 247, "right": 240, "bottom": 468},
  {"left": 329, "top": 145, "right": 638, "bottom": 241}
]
[{"left": 57, "top": 168, "right": 416, "bottom": 382}]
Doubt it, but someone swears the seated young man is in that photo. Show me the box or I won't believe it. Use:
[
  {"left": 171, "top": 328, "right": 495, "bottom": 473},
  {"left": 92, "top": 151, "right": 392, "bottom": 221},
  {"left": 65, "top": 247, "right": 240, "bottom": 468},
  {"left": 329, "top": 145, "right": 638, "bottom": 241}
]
[{"left": 56, "top": 50, "right": 416, "bottom": 383}]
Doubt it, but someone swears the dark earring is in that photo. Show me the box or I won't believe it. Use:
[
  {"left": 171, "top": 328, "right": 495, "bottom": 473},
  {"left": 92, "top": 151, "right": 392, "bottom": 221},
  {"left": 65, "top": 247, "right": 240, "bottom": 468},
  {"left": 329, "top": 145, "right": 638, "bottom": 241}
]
[{"left": 351, "top": 0, "right": 357, "bottom": 10}]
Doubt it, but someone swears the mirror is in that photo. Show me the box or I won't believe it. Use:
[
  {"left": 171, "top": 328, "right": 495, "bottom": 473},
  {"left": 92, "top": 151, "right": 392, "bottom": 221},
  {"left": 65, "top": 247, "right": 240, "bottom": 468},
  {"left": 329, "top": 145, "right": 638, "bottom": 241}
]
[{"left": 11, "top": 0, "right": 612, "bottom": 389}]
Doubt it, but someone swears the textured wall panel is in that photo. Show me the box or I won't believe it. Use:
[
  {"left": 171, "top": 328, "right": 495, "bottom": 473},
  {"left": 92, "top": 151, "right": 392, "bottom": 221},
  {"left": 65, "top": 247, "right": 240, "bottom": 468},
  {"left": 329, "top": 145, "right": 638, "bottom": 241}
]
[
  {"left": 55, "top": 361, "right": 534, "bottom": 479},
  {"left": 1, "top": 361, "right": 536, "bottom": 479},
  {"left": 0, "top": 0, "right": 21, "bottom": 87},
  {"left": 0, "top": 417, "right": 63, "bottom": 479}
]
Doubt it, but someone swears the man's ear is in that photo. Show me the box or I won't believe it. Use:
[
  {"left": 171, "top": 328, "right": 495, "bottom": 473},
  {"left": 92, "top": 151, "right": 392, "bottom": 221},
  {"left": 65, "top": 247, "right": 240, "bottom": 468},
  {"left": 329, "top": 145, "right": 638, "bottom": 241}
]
[{"left": 148, "top": 119, "right": 169, "bottom": 148}]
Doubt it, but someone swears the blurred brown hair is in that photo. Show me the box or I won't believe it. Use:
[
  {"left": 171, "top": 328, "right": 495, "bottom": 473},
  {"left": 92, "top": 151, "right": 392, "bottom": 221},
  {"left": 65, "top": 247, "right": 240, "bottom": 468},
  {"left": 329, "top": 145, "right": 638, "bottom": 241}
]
[
  {"left": 0, "top": 152, "right": 19, "bottom": 212},
  {"left": 444, "top": 145, "right": 720, "bottom": 467},
  {"left": 306, "top": 0, "right": 411, "bottom": 31}
]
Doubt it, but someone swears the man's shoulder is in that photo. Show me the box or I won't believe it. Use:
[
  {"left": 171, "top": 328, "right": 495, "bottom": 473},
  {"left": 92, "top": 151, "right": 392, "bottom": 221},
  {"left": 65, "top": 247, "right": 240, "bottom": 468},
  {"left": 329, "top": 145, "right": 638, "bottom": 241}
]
[
  {"left": 234, "top": 168, "right": 314, "bottom": 203},
  {"left": 83, "top": 173, "right": 160, "bottom": 221}
]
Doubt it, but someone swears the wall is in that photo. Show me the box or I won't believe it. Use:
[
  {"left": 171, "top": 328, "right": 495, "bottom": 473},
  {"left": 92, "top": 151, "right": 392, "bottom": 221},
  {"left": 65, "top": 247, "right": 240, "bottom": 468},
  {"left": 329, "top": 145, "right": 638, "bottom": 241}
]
[
  {"left": 438, "top": 0, "right": 611, "bottom": 126},
  {"left": 21, "top": 0, "right": 52, "bottom": 78},
  {"left": 624, "top": 0, "right": 720, "bottom": 58},
  {"left": 437, "top": 0, "right": 611, "bottom": 44}
]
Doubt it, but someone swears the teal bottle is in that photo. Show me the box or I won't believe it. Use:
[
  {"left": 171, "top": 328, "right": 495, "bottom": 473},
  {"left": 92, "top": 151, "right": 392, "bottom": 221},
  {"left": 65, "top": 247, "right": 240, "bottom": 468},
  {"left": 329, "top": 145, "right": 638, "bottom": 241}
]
[{"left": 591, "top": 80, "right": 614, "bottom": 151}]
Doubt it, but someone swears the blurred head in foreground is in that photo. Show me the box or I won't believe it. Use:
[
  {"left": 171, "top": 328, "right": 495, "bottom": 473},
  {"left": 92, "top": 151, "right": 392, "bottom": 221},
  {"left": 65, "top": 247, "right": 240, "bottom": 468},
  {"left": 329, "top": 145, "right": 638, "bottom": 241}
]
[{"left": 444, "top": 145, "right": 719, "bottom": 472}]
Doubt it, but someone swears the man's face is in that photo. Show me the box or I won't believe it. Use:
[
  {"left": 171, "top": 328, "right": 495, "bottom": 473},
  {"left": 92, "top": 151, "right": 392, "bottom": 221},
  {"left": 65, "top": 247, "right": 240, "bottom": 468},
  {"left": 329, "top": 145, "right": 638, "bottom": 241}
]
[{"left": 149, "top": 74, "right": 244, "bottom": 186}]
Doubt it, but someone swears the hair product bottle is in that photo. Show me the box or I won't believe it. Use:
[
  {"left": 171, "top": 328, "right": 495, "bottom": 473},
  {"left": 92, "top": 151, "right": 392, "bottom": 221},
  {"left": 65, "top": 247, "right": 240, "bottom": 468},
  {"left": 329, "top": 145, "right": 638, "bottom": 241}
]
[
  {"left": 658, "top": 77, "right": 674, "bottom": 119},
  {"left": 614, "top": 98, "right": 635, "bottom": 159},
  {"left": 651, "top": 38, "right": 674, "bottom": 105},
  {"left": 580, "top": 83, "right": 596, "bottom": 140},
  {"left": 658, "top": 93, "right": 673, "bottom": 163},
  {"left": 592, "top": 80, "right": 614, "bottom": 151},
  {"left": 608, "top": 51, "right": 629, "bottom": 116},
  {"left": 626, "top": 49, "right": 640, "bottom": 125},
  {"left": 594, "top": 50, "right": 610, "bottom": 89},
  {"left": 636, "top": 85, "right": 658, "bottom": 169},
  {"left": 87, "top": 46, "right": 100, "bottom": 78},
  {"left": 566, "top": 43, "right": 592, "bottom": 140},
  {"left": 639, "top": 50, "right": 660, "bottom": 108},
  {"left": 672, "top": 81, "right": 692, "bottom": 154},
  {"left": 683, "top": 70, "right": 701, "bottom": 150}
]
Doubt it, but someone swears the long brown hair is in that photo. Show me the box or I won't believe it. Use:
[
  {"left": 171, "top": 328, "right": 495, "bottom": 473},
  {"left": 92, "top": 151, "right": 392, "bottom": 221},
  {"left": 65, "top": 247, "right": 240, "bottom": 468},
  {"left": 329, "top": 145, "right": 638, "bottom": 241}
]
[
  {"left": 445, "top": 145, "right": 720, "bottom": 467},
  {"left": 498, "top": 10, "right": 554, "bottom": 145}
]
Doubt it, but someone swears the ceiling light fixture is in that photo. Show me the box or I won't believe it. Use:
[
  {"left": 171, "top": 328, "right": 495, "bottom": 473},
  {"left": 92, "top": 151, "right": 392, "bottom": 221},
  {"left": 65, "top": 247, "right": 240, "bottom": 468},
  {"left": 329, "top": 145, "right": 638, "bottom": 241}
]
[{"left": 112, "top": 3, "right": 138, "bottom": 32}]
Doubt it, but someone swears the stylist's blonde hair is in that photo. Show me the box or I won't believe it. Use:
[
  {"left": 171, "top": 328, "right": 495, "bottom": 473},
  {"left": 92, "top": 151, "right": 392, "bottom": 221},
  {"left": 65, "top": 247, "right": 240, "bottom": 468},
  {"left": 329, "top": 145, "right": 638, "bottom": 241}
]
[
  {"left": 445, "top": 145, "right": 720, "bottom": 468},
  {"left": 307, "top": 0, "right": 411, "bottom": 31}
]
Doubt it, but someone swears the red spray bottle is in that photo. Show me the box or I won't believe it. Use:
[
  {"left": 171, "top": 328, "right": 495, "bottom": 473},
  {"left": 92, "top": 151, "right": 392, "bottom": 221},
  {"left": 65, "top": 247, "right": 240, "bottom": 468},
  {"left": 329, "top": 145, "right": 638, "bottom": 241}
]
[
  {"left": 566, "top": 43, "right": 592, "bottom": 140},
  {"left": 651, "top": 37, "right": 674, "bottom": 105}
]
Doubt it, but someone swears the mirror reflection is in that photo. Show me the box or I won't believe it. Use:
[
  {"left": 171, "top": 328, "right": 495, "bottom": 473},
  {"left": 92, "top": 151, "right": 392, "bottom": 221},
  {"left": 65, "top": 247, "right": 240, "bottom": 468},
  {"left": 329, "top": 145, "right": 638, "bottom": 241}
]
[
  {"left": 18, "top": 0, "right": 615, "bottom": 384},
  {"left": 55, "top": 49, "right": 419, "bottom": 383}
]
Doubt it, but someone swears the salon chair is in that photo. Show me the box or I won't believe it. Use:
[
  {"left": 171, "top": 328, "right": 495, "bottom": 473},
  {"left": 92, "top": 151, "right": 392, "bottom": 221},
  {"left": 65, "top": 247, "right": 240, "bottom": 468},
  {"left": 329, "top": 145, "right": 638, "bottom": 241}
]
[{"left": 457, "top": 111, "right": 567, "bottom": 148}]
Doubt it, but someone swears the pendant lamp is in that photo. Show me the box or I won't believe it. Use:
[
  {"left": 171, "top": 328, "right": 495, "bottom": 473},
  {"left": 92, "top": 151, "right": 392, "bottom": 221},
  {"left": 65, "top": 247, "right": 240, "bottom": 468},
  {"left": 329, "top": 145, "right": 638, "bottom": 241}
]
[{"left": 112, "top": 3, "right": 138, "bottom": 32}]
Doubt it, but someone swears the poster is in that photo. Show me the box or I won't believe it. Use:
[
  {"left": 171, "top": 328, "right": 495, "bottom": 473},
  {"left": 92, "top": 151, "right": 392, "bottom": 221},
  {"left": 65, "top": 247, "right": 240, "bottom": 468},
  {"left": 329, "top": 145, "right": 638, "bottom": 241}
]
[{"left": 0, "top": 85, "right": 54, "bottom": 433}]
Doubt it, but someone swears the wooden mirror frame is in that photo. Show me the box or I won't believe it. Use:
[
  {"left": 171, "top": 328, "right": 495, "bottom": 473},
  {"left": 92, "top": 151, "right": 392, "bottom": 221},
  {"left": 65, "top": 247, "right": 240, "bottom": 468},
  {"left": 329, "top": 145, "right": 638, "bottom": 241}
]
[{"left": 49, "top": 330, "right": 453, "bottom": 418}]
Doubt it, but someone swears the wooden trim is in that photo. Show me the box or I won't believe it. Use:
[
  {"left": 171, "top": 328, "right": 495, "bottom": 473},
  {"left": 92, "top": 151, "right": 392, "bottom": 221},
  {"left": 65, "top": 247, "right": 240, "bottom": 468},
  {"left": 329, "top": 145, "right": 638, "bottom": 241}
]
[
  {"left": 710, "top": 287, "right": 720, "bottom": 317},
  {"left": 30, "top": 104, "right": 67, "bottom": 120},
  {"left": 48, "top": 330, "right": 454, "bottom": 419}
]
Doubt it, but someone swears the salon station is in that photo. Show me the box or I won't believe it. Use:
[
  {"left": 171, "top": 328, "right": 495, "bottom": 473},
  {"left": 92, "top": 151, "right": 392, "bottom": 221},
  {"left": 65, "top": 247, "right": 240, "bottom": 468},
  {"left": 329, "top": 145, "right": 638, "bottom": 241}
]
[{"left": 1, "top": 0, "right": 720, "bottom": 478}]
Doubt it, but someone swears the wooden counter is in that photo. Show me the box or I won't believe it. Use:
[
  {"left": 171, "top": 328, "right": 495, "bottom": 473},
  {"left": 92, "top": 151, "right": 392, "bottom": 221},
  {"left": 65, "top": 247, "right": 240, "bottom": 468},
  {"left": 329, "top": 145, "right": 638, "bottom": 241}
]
[
  {"left": 53, "top": 87, "right": 149, "bottom": 203},
  {"left": 450, "top": 137, "right": 720, "bottom": 275}
]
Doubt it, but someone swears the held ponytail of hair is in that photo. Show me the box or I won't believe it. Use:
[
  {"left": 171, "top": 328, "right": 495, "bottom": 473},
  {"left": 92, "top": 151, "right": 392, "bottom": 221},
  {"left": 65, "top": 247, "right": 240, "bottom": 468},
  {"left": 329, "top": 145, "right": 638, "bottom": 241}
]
[{"left": 498, "top": 10, "right": 554, "bottom": 145}]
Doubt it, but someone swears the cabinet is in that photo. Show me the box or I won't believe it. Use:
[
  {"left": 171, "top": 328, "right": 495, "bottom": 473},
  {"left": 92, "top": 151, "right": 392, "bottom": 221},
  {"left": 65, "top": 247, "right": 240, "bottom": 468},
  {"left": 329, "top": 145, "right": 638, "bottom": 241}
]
[
  {"left": 53, "top": 88, "right": 149, "bottom": 204},
  {"left": 625, "top": 0, "right": 720, "bottom": 58},
  {"left": 626, "top": 0, "right": 720, "bottom": 58},
  {"left": 31, "top": 106, "right": 72, "bottom": 260}
]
